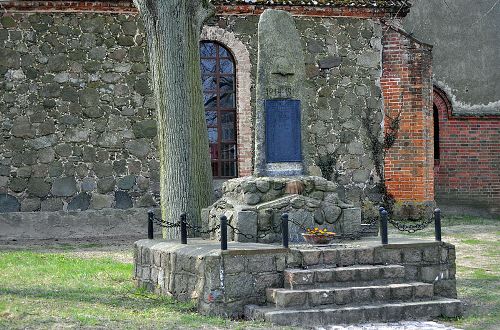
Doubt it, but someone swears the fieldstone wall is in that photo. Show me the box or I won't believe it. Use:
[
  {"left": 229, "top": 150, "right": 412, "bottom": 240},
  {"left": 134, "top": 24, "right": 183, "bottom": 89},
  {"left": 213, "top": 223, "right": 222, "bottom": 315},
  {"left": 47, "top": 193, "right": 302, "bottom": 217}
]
[
  {"left": 0, "top": 13, "right": 158, "bottom": 212},
  {"left": 201, "top": 15, "right": 385, "bottom": 209},
  {"left": 0, "top": 12, "right": 384, "bottom": 215}
]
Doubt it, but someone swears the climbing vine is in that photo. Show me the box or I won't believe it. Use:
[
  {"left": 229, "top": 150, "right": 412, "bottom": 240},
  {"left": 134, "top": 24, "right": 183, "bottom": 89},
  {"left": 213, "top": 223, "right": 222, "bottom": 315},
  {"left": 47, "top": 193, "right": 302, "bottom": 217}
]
[{"left": 362, "top": 107, "right": 402, "bottom": 213}]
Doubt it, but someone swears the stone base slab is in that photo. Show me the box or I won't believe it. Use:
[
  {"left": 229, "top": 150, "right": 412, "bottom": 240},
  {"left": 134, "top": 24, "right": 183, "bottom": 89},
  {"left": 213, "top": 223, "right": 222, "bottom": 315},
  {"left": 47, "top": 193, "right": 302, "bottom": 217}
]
[
  {"left": 134, "top": 238, "right": 458, "bottom": 317},
  {"left": 0, "top": 208, "right": 160, "bottom": 240}
]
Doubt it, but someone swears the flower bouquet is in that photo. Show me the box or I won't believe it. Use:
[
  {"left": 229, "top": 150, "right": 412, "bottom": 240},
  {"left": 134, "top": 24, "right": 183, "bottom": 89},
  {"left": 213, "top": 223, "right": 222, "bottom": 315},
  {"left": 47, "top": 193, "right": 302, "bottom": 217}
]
[{"left": 301, "top": 227, "right": 336, "bottom": 245}]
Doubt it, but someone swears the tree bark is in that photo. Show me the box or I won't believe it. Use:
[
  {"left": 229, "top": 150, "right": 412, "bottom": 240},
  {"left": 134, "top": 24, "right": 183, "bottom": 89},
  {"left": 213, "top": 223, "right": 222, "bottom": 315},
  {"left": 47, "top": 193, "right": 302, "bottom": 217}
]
[{"left": 133, "top": 0, "right": 214, "bottom": 238}]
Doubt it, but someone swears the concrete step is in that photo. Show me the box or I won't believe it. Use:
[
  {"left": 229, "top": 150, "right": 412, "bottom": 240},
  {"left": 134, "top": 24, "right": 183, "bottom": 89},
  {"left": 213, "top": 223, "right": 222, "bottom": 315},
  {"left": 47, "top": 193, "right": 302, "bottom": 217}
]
[
  {"left": 267, "top": 282, "right": 434, "bottom": 308},
  {"left": 245, "top": 298, "right": 462, "bottom": 326},
  {"left": 284, "top": 265, "right": 405, "bottom": 289}
]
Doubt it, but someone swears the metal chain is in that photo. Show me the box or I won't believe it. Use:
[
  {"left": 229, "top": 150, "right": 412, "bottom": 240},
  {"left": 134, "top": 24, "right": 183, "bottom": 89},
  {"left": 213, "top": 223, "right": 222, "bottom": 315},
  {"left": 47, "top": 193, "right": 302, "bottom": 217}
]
[
  {"left": 187, "top": 223, "right": 221, "bottom": 235},
  {"left": 150, "top": 214, "right": 181, "bottom": 228},
  {"left": 388, "top": 214, "right": 434, "bottom": 233}
]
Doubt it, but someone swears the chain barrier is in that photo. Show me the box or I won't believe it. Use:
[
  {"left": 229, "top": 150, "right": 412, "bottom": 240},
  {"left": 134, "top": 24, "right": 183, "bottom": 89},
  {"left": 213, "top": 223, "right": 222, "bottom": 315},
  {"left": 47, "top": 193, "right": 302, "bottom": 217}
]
[
  {"left": 149, "top": 209, "right": 436, "bottom": 243},
  {"left": 186, "top": 223, "right": 221, "bottom": 235},
  {"left": 388, "top": 214, "right": 435, "bottom": 233},
  {"left": 150, "top": 213, "right": 181, "bottom": 229}
]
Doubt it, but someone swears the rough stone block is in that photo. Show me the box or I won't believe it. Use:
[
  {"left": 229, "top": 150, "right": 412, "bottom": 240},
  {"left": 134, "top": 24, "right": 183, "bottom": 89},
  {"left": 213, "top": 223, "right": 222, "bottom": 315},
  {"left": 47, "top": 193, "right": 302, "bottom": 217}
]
[
  {"left": 234, "top": 210, "right": 258, "bottom": 242},
  {"left": 372, "top": 286, "right": 390, "bottom": 301},
  {"left": 302, "top": 250, "right": 322, "bottom": 266},
  {"left": 403, "top": 265, "right": 419, "bottom": 280},
  {"left": 442, "top": 300, "right": 462, "bottom": 317},
  {"left": 338, "top": 249, "right": 356, "bottom": 266},
  {"left": 285, "top": 270, "right": 313, "bottom": 288},
  {"left": 339, "top": 207, "right": 361, "bottom": 236},
  {"left": 414, "top": 283, "right": 434, "bottom": 299},
  {"left": 356, "top": 266, "right": 380, "bottom": 281},
  {"left": 352, "top": 287, "right": 372, "bottom": 302},
  {"left": 421, "top": 265, "right": 441, "bottom": 282},
  {"left": 255, "top": 273, "right": 282, "bottom": 295},
  {"left": 315, "top": 269, "right": 334, "bottom": 283},
  {"left": 274, "top": 290, "right": 304, "bottom": 307},
  {"left": 390, "top": 284, "right": 412, "bottom": 300},
  {"left": 355, "top": 248, "right": 374, "bottom": 264},
  {"left": 224, "top": 255, "right": 246, "bottom": 274},
  {"left": 225, "top": 273, "right": 255, "bottom": 298},
  {"left": 248, "top": 255, "right": 275, "bottom": 273},
  {"left": 322, "top": 250, "right": 338, "bottom": 265},
  {"left": 423, "top": 246, "right": 440, "bottom": 263},
  {"left": 403, "top": 248, "right": 423, "bottom": 263},
  {"left": 434, "top": 279, "right": 458, "bottom": 298},
  {"left": 382, "top": 265, "right": 405, "bottom": 279},
  {"left": 309, "top": 289, "right": 334, "bottom": 306},
  {"left": 384, "top": 303, "right": 404, "bottom": 322},
  {"left": 334, "top": 268, "right": 356, "bottom": 282},
  {"left": 334, "top": 288, "right": 352, "bottom": 305},
  {"left": 380, "top": 248, "right": 402, "bottom": 264}
]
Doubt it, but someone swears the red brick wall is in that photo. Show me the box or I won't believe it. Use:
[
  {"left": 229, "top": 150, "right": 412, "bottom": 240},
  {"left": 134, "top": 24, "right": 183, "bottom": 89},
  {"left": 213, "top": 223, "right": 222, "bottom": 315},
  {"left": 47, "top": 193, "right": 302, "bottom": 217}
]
[
  {"left": 433, "top": 88, "right": 500, "bottom": 210},
  {"left": 381, "top": 24, "right": 434, "bottom": 202}
]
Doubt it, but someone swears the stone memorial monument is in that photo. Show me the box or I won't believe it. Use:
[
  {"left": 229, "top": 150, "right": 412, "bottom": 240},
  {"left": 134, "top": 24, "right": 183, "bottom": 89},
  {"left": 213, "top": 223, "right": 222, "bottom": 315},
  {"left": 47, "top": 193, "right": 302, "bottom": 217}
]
[
  {"left": 254, "top": 9, "right": 308, "bottom": 177},
  {"left": 204, "top": 10, "right": 362, "bottom": 243}
]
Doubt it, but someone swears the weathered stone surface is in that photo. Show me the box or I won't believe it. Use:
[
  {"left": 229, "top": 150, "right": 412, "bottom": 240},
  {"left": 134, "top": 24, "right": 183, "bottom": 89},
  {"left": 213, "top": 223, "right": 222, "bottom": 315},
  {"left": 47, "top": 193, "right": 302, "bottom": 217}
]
[
  {"left": 234, "top": 210, "right": 258, "bottom": 242},
  {"left": 81, "top": 177, "right": 97, "bottom": 192},
  {"left": 0, "top": 194, "right": 20, "bottom": 212},
  {"left": 27, "top": 178, "right": 51, "bottom": 197},
  {"left": 90, "top": 193, "right": 113, "bottom": 209},
  {"left": 115, "top": 191, "right": 133, "bottom": 209},
  {"left": 125, "top": 139, "right": 150, "bottom": 158},
  {"left": 68, "top": 192, "right": 91, "bottom": 211},
  {"left": 21, "top": 198, "right": 41, "bottom": 212},
  {"left": 135, "top": 193, "right": 156, "bottom": 207},
  {"left": 41, "top": 198, "right": 63, "bottom": 211},
  {"left": 117, "top": 175, "right": 135, "bottom": 190},
  {"left": 254, "top": 9, "right": 306, "bottom": 176},
  {"left": 132, "top": 120, "right": 156, "bottom": 138},
  {"left": 97, "top": 177, "right": 115, "bottom": 193},
  {"left": 51, "top": 177, "right": 77, "bottom": 197},
  {"left": 318, "top": 56, "right": 342, "bottom": 69}
]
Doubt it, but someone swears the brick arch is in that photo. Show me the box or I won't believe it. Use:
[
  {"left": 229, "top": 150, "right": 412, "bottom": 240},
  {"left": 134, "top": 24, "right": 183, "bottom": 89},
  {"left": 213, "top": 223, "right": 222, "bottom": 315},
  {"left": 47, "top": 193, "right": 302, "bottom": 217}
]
[
  {"left": 433, "top": 86, "right": 452, "bottom": 118},
  {"left": 201, "top": 26, "right": 253, "bottom": 177}
]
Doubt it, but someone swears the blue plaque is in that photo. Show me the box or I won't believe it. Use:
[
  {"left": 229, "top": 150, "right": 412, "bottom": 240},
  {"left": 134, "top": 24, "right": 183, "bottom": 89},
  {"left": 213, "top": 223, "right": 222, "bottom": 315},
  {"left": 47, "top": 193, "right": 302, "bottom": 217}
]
[{"left": 265, "top": 99, "right": 302, "bottom": 162}]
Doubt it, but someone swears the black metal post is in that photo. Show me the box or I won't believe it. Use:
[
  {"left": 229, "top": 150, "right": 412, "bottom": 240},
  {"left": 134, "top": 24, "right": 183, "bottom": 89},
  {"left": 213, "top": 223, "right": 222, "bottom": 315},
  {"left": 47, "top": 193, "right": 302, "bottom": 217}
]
[
  {"left": 434, "top": 208, "right": 442, "bottom": 242},
  {"left": 220, "top": 215, "right": 228, "bottom": 251},
  {"left": 180, "top": 213, "right": 187, "bottom": 244},
  {"left": 281, "top": 213, "right": 289, "bottom": 248},
  {"left": 381, "top": 209, "right": 388, "bottom": 245},
  {"left": 147, "top": 210, "right": 154, "bottom": 239}
]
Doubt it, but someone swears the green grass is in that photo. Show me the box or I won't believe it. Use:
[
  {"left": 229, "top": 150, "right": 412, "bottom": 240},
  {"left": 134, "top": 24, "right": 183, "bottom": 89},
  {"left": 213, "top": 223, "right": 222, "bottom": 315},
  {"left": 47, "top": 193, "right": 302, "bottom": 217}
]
[
  {"left": 0, "top": 214, "right": 498, "bottom": 329},
  {"left": 0, "top": 251, "right": 270, "bottom": 329},
  {"left": 392, "top": 214, "right": 499, "bottom": 330}
]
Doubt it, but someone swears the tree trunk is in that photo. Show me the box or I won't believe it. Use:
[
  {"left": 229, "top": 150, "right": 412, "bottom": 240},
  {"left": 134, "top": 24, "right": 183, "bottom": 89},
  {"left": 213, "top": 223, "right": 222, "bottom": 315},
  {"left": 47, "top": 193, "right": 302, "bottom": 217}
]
[{"left": 133, "top": 0, "right": 214, "bottom": 238}]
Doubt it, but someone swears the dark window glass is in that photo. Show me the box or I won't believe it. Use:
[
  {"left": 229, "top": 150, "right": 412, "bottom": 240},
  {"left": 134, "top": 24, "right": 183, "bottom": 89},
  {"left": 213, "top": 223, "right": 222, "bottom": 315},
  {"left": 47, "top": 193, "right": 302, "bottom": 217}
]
[
  {"left": 433, "top": 104, "right": 440, "bottom": 160},
  {"left": 200, "top": 41, "right": 237, "bottom": 178}
]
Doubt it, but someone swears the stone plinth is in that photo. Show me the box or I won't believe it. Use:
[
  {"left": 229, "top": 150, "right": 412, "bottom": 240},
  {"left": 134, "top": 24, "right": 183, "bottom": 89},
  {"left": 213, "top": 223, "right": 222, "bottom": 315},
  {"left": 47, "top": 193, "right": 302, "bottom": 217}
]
[
  {"left": 134, "top": 239, "right": 287, "bottom": 317},
  {"left": 134, "top": 238, "right": 459, "bottom": 319},
  {"left": 203, "top": 176, "right": 362, "bottom": 243}
]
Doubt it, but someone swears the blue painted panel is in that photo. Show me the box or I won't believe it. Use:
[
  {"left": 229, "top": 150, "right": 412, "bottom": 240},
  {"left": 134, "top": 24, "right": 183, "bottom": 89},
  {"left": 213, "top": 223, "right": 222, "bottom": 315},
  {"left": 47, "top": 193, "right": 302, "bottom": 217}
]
[{"left": 265, "top": 99, "right": 302, "bottom": 162}]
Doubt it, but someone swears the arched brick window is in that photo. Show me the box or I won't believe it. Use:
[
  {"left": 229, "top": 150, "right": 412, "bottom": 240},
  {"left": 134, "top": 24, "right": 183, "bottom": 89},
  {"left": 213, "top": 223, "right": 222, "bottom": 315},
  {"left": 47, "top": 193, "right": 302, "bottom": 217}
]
[
  {"left": 433, "top": 87, "right": 452, "bottom": 165},
  {"left": 200, "top": 41, "right": 237, "bottom": 178}
]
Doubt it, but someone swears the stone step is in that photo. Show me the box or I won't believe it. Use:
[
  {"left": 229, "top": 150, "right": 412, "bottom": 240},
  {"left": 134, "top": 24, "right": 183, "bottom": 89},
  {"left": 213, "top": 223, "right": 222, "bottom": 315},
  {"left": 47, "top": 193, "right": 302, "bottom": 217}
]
[
  {"left": 267, "top": 282, "right": 434, "bottom": 308},
  {"left": 284, "top": 265, "right": 405, "bottom": 289},
  {"left": 245, "top": 298, "right": 462, "bottom": 326}
]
